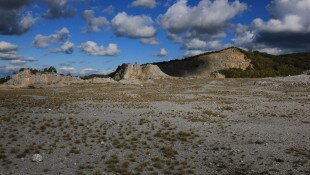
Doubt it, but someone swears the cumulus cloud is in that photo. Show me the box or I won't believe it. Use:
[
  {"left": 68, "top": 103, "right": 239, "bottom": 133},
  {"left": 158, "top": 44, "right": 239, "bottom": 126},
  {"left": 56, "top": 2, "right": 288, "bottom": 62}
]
[
  {"left": 79, "top": 41, "right": 119, "bottom": 56},
  {"left": 43, "top": 0, "right": 76, "bottom": 19},
  {"left": 0, "top": 65, "right": 21, "bottom": 76},
  {"left": 233, "top": 0, "right": 310, "bottom": 54},
  {"left": 0, "top": 41, "right": 19, "bottom": 60},
  {"left": 59, "top": 66, "right": 75, "bottom": 72},
  {"left": 158, "top": 0, "right": 247, "bottom": 38},
  {"left": 140, "top": 38, "right": 159, "bottom": 45},
  {"left": 0, "top": 0, "right": 36, "bottom": 35},
  {"left": 78, "top": 68, "right": 114, "bottom": 76},
  {"left": 206, "top": 40, "right": 222, "bottom": 50},
  {"left": 33, "top": 27, "right": 74, "bottom": 54},
  {"left": 82, "top": 10, "right": 109, "bottom": 33},
  {"left": 185, "top": 50, "right": 205, "bottom": 56},
  {"left": 231, "top": 24, "right": 253, "bottom": 47},
  {"left": 183, "top": 38, "right": 222, "bottom": 54},
  {"left": 51, "top": 41, "right": 75, "bottom": 54},
  {"left": 155, "top": 48, "right": 168, "bottom": 57},
  {"left": 61, "top": 41, "right": 74, "bottom": 54},
  {"left": 10, "top": 59, "right": 27, "bottom": 65},
  {"left": 130, "top": 0, "right": 157, "bottom": 9},
  {"left": 185, "top": 38, "right": 207, "bottom": 50},
  {"left": 33, "top": 35, "right": 49, "bottom": 48},
  {"left": 10, "top": 58, "right": 38, "bottom": 66},
  {"left": 59, "top": 66, "right": 114, "bottom": 76},
  {"left": 0, "top": 41, "right": 18, "bottom": 53},
  {"left": 0, "top": 41, "right": 37, "bottom": 65},
  {"left": 111, "top": 12, "right": 156, "bottom": 39},
  {"left": 167, "top": 32, "right": 182, "bottom": 43},
  {"left": 50, "top": 27, "right": 70, "bottom": 43}
]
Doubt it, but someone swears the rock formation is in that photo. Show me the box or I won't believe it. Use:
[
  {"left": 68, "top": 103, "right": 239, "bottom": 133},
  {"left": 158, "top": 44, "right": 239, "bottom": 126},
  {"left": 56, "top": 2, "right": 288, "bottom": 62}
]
[
  {"left": 154, "top": 47, "right": 252, "bottom": 77},
  {"left": 5, "top": 69, "right": 83, "bottom": 87},
  {"left": 112, "top": 64, "right": 169, "bottom": 81}
]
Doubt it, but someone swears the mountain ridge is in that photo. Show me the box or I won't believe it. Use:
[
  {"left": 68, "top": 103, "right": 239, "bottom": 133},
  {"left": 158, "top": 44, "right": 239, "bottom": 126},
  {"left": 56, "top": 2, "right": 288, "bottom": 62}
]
[{"left": 142, "top": 47, "right": 309, "bottom": 78}]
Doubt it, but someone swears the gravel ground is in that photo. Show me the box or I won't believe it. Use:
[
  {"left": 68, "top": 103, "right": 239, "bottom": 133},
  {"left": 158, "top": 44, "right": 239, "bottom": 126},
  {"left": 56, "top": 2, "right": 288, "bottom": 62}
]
[{"left": 0, "top": 76, "right": 309, "bottom": 175}]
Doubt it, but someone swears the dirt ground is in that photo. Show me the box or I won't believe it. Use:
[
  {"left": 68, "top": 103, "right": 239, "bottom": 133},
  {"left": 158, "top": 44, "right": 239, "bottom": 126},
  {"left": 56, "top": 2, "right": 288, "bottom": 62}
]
[{"left": 0, "top": 76, "right": 309, "bottom": 175}]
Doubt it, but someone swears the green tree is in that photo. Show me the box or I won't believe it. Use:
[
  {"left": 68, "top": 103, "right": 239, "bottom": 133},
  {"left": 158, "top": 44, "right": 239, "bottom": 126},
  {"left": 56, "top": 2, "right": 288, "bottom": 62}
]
[{"left": 48, "top": 66, "right": 57, "bottom": 73}]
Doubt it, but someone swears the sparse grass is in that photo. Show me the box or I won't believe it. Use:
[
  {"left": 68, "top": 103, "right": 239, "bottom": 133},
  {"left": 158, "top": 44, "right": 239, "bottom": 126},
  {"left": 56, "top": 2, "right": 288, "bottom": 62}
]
[
  {"left": 69, "top": 147, "right": 80, "bottom": 154},
  {"left": 161, "top": 146, "right": 178, "bottom": 158},
  {"left": 0, "top": 74, "right": 309, "bottom": 175}
]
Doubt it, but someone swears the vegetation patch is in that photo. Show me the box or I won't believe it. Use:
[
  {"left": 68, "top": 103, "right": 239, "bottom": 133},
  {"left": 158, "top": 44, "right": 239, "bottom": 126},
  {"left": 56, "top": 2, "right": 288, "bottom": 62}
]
[{"left": 219, "top": 50, "right": 310, "bottom": 78}]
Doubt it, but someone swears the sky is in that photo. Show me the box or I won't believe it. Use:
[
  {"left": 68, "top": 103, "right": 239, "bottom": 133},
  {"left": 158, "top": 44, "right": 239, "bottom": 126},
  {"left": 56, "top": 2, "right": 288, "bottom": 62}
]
[{"left": 0, "top": 0, "right": 309, "bottom": 77}]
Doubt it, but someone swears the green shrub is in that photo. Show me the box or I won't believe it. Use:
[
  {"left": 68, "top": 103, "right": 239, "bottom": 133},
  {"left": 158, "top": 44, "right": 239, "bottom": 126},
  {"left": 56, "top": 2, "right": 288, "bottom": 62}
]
[
  {"left": 18, "top": 66, "right": 58, "bottom": 75},
  {"left": 0, "top": 76, "right": 10, "bottom": 84}
]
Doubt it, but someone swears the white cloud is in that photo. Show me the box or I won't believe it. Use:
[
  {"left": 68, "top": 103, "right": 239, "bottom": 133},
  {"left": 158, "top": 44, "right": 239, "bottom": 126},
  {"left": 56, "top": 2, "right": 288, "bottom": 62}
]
[
  {"left": 232, "top": 0, "right": 310, "bottom": 54},
  {"left": 0, "top": 41, "right": 37, "bottom": 62},
  {"left": 33, "top": 35, "right": 49, "bottom": 48},
  {"left": 10, "top": 59, "right": 27, "bottom": 65},
  {"left": 253, "top": 15, "right": 306, "bottom": 32},
  {"left": 0, "top": 53, "right": 19, "bottom": 60},
  {"left": 158, "top": 0, "right": 247, "bottom": 37},
  {"left": 140, "top": 37, "right": 159, "bottom": 45},
  {"left": 206, "top": 40, "right": 222, "bottom": 50},
  {"left": 185, "top": 50, "right": 205, "bottom": 56},
  {"left": 33, "top": 27, "right": 75, "bottom": 54},
  {"left": 155, "top": 48, "right": 168, "bottom": 57},
  {"left": 59, "top": 66, "right": 114, "bottom": 76},
  {"left": 255, "top": 48, "right": 283, "bottom": 55},
  {"left": 111, "top": 12, "right": 156, "bottom": 39},
  {"left": 82, "top": 10, "right": 109, "bottom": 33},
  {"left": 0, "top": 65, "right": 21, "bottom": 76},
  {"left": 61, "top": 41, "right": 74, "bottom": 54},
  {"left": 19, "top": 12, "right": 36, "bottom": 32},
  {"left": 59, "top": 66, "right": 75, "bottom": 71},
  {"left": 0, "top": 41, "right": 18, "bottom": 53},
  {"left": 231, "top": 24, "right": 254, "bottom": 47},
  {"left": 130, "top": 0, "right": 157, "bottom": 9},
  {"left": 157, "top": 0, "right": 190, "bottom": 34},
  {"left": 79, "top": 41, "right": 119, "bottom": 56},
  {"left": 184, "top": 38, "right": 222, "bottom": 52},
  {"left": 167, "top": 32, "right": 182, "bottom": 43},
  {"left": 52, "top": 41, "right": 75, "bottom": 54},
  {"left": 185, "top": 38, "right": 207, "bottom": 50},
  {"left": 78, "top": 68, "right": 114, "bottom": 76},
  {"left": 50, "top": 27, "right": 70, "bottom": 43}
]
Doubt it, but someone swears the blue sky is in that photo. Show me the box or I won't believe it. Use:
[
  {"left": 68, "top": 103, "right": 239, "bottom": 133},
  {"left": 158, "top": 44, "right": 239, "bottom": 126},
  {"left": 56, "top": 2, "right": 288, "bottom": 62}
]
[{"left": 1, "top": 0, "right": 309, "bottom": 76}]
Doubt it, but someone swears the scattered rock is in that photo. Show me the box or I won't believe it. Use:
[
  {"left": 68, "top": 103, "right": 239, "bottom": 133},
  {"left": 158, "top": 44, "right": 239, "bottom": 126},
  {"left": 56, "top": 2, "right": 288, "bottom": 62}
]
[
  {"left": 86, "top": 77, "right": 116, "bottom": 84},
  {"left": 31, "top": 154, "right": 43, "bottom": 162}
]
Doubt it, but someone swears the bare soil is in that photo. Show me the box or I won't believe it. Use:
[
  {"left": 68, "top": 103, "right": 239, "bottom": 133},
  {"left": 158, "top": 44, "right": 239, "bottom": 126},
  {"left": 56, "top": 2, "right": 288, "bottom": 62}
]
[{"left": 0, "top": 76, "right": 309, "bottom": 175}]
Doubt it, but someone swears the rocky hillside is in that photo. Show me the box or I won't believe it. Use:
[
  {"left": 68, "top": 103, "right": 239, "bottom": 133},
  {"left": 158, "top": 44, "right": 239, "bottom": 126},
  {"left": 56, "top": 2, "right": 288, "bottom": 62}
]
[
  {"left": 3, "top": 47, "right": 308, "bottom": 85},
  {"left": 5, "top": 69, "right": 83, "bottom": 87},
  {"left": 219, "top": 50, "right": 310, "bottom": 78},
  {"left": 111, "top": 64, "right": 169, "bottom": 81},
  {"left": 150, "top": 47, "right": 309, "bottom": 78},
  {"left": 154, "top": 47, "right": 252, "bottom": 77}
]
